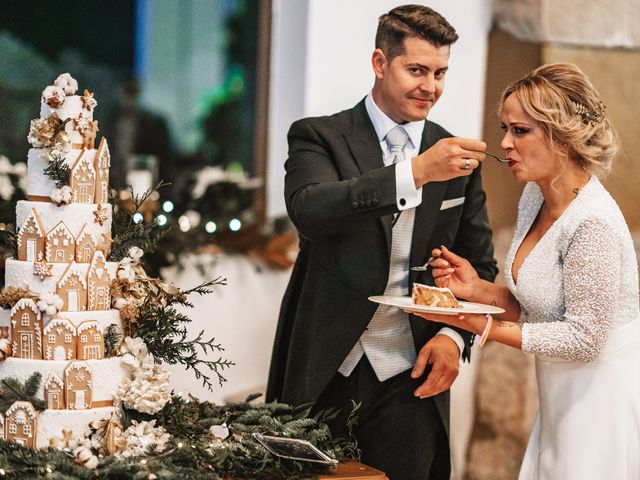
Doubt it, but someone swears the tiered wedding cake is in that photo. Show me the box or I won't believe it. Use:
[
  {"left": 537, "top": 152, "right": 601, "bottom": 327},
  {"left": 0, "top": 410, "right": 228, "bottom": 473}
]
[{"left": 0, "top": 74, "right": 123, "bottom": 448}]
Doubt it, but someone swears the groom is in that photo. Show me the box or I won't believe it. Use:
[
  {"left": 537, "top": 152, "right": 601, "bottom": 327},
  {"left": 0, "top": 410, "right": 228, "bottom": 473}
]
[{"left": 267, "top": 4, "right": 497, "bottom": 479}]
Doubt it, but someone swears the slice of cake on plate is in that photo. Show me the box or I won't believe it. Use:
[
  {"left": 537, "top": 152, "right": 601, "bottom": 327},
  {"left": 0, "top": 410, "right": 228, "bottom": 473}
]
[{"left": 412, "top": 283, "right": 461, "bottom": 308}]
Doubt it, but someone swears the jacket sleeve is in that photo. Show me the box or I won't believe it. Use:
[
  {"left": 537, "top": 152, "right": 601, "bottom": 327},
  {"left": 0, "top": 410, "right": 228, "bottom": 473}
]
[{"left": 284, "top": 118, "right": 399, "bottom": 240}]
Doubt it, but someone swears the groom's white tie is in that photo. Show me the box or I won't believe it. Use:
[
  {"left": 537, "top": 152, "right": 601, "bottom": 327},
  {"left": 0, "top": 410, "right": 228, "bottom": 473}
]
[{"left": 338, "top": 125, "right": 418, "bottom": 381}]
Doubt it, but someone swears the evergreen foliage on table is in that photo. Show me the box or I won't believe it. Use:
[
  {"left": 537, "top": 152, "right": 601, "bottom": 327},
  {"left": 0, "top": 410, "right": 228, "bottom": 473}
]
[{"left": 0, "top": 395, "right": 360, "bottom": 479}]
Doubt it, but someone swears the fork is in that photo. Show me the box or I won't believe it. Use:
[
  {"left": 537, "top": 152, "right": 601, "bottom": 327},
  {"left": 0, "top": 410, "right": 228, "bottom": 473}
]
[{"left": 410, "top": 256, "right": 435, "bottom": 272}]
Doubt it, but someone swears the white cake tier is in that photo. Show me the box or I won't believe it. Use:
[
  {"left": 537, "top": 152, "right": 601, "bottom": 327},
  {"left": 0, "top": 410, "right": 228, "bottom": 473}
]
[
  {"left": 36, "top": 406, "right": 115, "bottom": 449},
  {"left": 27, "top": 147, "right": 98, "bottom": 199},
  {"left": 40, "top": 95, "right": 93, "bottom": 145},
  {"left": 0, "top": 307, "right": 121, "bottom": 331},
  {"left": 0, "top": 357, "right": 123, "bottom": 404},
  {"left": 4, "top": 258, "right": 118, "bottom": 297},
  {"left": 16, "top": 199, "right": 111, "bottom": 241}
]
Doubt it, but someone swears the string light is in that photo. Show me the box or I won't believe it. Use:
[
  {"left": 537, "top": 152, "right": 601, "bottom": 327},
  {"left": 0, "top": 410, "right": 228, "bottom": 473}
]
[
  {"left": 132, "top": 212, "right": 144, "bottom": 224},
  {"left": 156, "top": 214, "right": 168, "bottom": 227},
  {"left": 178, "top": 216, "right": 191, "bottom": 232},
  {"left": 162, "top": 201, "right": 174, "bottom": 213},
  {"left": 205, "top": 221, "right": 217, "bottom": 233},
  {"left": 177, "top": 442, "right": 184, "bottom": 448},
  {"left": 229, "top": 218, "right": 241, "bottom": 232}
]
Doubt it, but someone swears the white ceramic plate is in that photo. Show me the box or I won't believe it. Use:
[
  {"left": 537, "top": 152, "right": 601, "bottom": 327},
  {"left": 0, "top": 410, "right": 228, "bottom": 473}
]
[{"left": 368, "top": 295, "right": 505, "bottom": 315}]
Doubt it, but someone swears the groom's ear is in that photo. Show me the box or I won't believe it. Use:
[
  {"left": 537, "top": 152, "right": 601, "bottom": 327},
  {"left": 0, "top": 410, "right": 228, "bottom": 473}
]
[{"left": 372, "top": 49, "right": 388, "bottom": 79}]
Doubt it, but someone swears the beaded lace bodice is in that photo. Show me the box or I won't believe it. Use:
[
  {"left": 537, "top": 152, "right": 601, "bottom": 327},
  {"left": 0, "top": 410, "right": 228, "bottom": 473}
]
[{"left": 505, "top": 176, "right": 640, "bottom": 361}]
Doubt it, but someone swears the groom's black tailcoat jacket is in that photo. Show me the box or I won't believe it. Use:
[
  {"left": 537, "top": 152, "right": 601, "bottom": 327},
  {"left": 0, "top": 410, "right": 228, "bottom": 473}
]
[{"left": 266, "top": 100, "right": 497, "bottom": 424}]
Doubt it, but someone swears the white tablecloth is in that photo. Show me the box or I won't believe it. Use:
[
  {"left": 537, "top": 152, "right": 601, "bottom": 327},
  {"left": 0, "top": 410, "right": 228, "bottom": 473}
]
[{"left": 161, "top": 253, "right": 292, "bottom": 404}]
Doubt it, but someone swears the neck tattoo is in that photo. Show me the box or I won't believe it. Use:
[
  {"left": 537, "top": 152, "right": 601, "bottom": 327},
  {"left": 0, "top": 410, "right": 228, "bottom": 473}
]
[{"left": 572, "top": 187, "right": 580, "bottom": 198}]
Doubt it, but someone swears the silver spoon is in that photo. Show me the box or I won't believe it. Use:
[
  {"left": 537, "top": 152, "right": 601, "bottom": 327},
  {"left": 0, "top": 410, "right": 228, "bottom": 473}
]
[
  {"left": 485, "top": 151, "right": 509, "bottom": 164},
  {"left": 411, "top": 256, "right": 435, "bottom": 272}
]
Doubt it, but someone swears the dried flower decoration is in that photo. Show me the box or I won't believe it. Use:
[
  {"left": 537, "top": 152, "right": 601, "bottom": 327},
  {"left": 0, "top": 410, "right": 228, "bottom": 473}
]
[
  {"left": 27, "top": 113, "right": 71, "bottom": 150},
  {"left": 113, "top": 420, "right": 171, "bottom": 458},
  {"left": 573, "top": 101, "right": 605, "bottom": 126},
  {"left": 81, "top": 89, "right": 97, "bottom": 112},
  {"left": 0, "top": 286, "right": 36, "bottom": 309},
  {"left": 42, "top": 86, "right": 66, "bottom": 108},
  {"left": 54, "top": 73, "right": 78, "bottom": 95}
]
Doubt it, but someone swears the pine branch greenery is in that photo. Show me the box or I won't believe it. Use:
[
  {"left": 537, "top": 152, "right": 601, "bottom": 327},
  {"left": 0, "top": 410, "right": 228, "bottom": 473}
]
[
  {"left": 0, "top": 372, "right": 46, "bottom": 412},
  {"left": 2, "top": 223, "right": 18, "bottom": 258},
  {"left": 43, "top": 155, "right": 71, "bottom": 188},
  {"left": 104, "top": 324, "right": 122, "bottom": 357},
  {"left": 135, "top": 277, "right": 233, "bottom": 391},
  {"left": 0, "top": 396, "right": 360, "bottom": 479},
  {"left": 108, "top": 181, "right": 170, "bottom": 262}
]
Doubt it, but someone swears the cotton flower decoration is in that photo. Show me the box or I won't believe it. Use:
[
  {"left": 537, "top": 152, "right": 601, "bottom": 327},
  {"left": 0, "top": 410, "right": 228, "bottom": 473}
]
[
  {"left": 42, "top": 85, "right": 66, "bottom": 108},
  {"left": 127, "top": 246, "right": 144, "bottom": 263},
  {"left": 122, "top": 336, "right": 148, "bottom": 361},
  {"left": 50, "top": 185, "right": 73, "bottom": 205},
  {"left": 117, "top": 257, "right": 136, "bottom": 282},
  {"left": 54, "top": 73, "right": 78, "bottom": 95},
  {"left": 37, "top": 291, "right": 64, "bottom": 316}
]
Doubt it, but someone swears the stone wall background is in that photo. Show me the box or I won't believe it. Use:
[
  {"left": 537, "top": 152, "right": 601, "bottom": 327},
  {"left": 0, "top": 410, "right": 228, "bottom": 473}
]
[{"left": 465, "top": 3, "right": 640, "bottom": 477}]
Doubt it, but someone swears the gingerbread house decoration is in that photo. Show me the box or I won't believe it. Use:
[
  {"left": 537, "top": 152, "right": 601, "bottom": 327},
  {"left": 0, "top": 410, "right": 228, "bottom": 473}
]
[
  {"left": 43, "top": 318, "right": 77, "bottom": 361},
  {"left": 44, "top": 372, "right": 65, "bottom": 410},
  {"left": 70, "top": 150, "right": 96, "bottom": 204},
  {"left": 56, "top": 262, "right": 87, "bottom": 312},
  {"left": 64, "top": 361, "right": 92, "bottom": 410},
  {"left": 0, "top": 414, "right": 4, "bottom": 440},
  {"left": 94, "top": 137, "right": 110, "bottom": 204},
  {"left": 75, "top": 224, "right": 97, "bottom": 263},
  {"left": 46, "top": 221, "right": 75, "bottom": 263},
  {"left": 5, "top": 401, "right": 38, "bottom": 447},
  {"left": 87, "top": 251, "right": 111, "bottom": 311},
  {"left": 10, "top": 298, "right": 42, "bottom": 359},
  {"left": 17, "top": 208, "right": 46, "bottom": 262},
  {"left": 76, "top": 320, "right": 104, "bottom": 360}
]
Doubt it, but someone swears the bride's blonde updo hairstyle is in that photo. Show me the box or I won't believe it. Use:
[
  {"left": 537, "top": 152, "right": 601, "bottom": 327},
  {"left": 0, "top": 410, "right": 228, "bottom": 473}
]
[{"left": 499, "top": 63, "right": 619, "bottom": 177}]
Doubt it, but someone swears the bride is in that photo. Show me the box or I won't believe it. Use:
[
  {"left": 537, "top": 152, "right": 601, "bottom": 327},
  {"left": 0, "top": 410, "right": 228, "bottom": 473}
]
[{"left": 409, "top": 63, "right": 640, "bottom": 479}]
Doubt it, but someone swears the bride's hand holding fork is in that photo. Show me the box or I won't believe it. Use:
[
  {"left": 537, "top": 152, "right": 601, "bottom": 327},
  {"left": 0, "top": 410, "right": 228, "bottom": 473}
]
[{"left": 430, "top": 245, "right": 480, "bottom": 301}]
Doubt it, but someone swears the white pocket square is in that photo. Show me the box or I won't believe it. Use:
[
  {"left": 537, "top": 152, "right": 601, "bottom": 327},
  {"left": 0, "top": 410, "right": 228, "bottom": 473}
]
[{"left": 440, "top": 197, "right": 465, "bottom": 210}]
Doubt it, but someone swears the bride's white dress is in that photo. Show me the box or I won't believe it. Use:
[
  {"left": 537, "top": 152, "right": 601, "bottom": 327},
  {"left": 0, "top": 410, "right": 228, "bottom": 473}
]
[{"left": 504, "top": 176, "right": 640, "bottom": 480}]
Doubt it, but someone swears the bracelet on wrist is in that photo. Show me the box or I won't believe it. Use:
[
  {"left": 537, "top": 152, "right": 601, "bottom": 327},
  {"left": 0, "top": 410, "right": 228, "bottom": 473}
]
[{"left": 479, "top": 314, "right": 493, "bottom": 348}]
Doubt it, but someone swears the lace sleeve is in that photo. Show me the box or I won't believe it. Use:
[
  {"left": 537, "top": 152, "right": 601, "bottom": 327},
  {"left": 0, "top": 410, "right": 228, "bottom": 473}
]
[{"left": 521, "top": 219, "right": 621, "bottom": 361}]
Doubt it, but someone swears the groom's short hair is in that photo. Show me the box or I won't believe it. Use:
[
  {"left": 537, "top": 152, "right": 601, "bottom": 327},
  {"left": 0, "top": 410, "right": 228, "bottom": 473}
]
[{"left": 376, "top": 4, "right": 458, "bottom": 62}]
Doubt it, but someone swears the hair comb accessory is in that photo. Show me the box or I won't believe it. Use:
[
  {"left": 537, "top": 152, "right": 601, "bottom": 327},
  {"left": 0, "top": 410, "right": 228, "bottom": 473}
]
[{"left": 573, "top": 101, "right": 605, "bottom": 125}]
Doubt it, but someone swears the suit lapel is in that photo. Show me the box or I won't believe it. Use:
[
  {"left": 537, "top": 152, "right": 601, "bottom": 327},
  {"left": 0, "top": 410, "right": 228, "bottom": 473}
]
[{"left": 343, "top": 101, "right": 394, "bottom": 248}]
